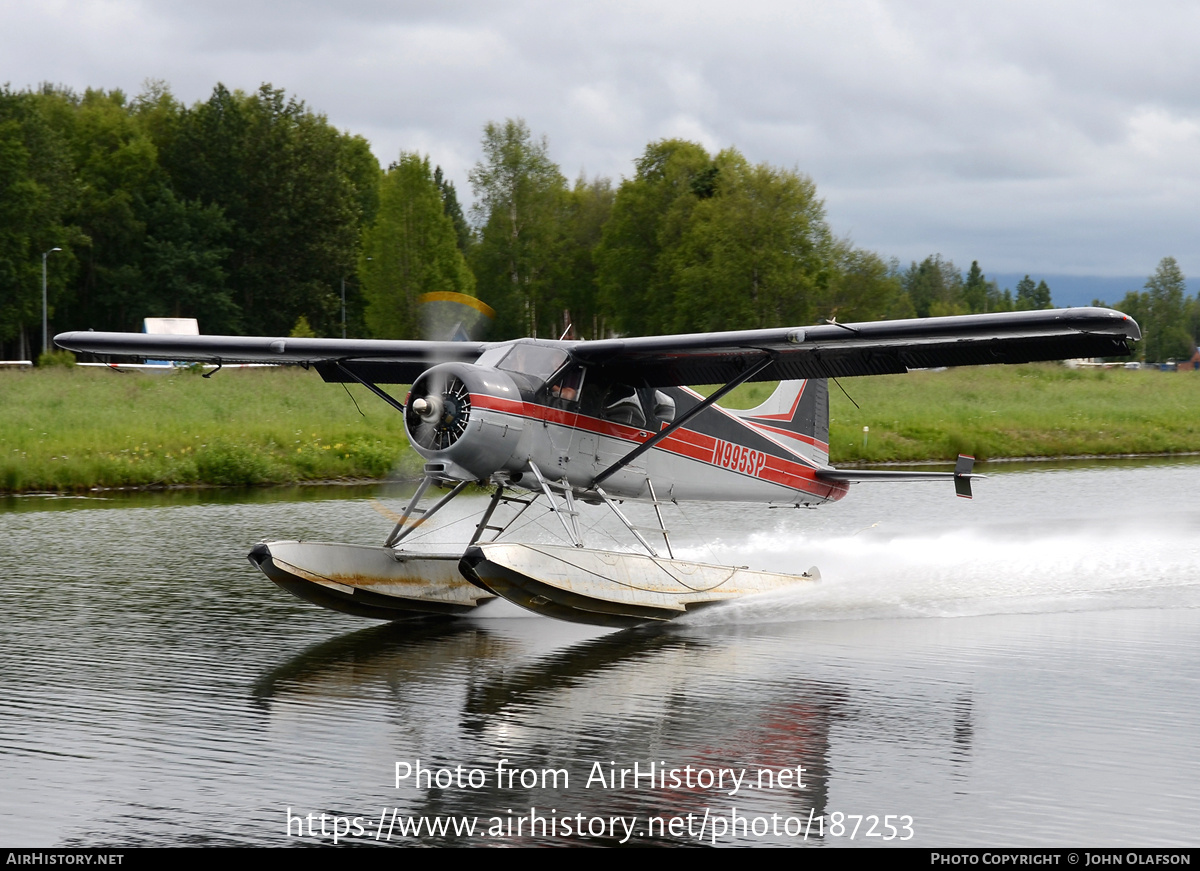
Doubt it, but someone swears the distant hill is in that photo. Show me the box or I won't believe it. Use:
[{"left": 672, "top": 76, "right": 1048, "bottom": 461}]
[{"left": 989, "top": 274, "right": 1200, "bottom": 308}]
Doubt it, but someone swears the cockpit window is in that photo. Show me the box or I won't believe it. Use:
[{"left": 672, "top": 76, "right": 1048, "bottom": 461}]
[
  {"left": 549, "top": 365, "right": 585, "bottom": 406},
  {"left": 601, "top": 384, "right": 646, "bottom": 428},
  {"left": 494, "top": 343, "right": 570, "bottom": 378},
  {"left": 475, "top": 346, "right": 511, "bottom": 368}
]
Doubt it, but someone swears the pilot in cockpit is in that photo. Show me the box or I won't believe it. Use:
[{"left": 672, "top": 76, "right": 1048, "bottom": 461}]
[{"left": 549, "top": 365, "right": 584, "bottom": 406}]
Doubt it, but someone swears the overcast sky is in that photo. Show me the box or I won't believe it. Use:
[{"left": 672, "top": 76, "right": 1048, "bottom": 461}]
[{"left": 4, "top": 0, "right": 1197, "bottom": 286}]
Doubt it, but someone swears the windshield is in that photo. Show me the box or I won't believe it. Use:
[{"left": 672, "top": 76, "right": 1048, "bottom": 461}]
[{"left": 492, "top": 343, "right": 570, "bottom": 379}]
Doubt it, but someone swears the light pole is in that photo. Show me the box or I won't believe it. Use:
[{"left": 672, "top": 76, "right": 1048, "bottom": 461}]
[
  {"left": 344, "top": 257, "right": 371, "bottom": 339},
  {"left": 42, "top": 247, "right": 62, "bottom": 357}
]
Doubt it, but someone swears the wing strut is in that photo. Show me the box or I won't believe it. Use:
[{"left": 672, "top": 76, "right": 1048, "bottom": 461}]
[
  {"left": 592, "top": 352, "right": 775, "bottom": 486},
  {"left": 333, "top": 361, "right": 407, "bottom": 414}
]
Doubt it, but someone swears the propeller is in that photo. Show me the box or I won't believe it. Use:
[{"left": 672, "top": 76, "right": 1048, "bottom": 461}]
[
  {"left": 405, "top": 372, "right": 472, "bottom": 451},
  {"left": 418, "top": 291, "right": 495, "bottom": 344},
  {"left": 377, "top": 292, "right": 496, "bottom": 484},
  {"left": 404, "top": 292, "right": 494, "bottom": 452}
]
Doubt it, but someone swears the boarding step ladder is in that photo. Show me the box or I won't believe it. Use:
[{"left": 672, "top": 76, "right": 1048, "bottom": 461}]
[{"left": 527, "top": 462, "right": 584, "bottom": 547}]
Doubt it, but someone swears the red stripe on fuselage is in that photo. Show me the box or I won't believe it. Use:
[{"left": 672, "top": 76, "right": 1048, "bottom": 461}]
[{"left": 469, "top": 393, "right": 846, "bottom": 500}]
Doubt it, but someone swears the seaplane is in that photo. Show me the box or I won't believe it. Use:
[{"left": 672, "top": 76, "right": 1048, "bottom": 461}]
[{"left": 56, "top": 305, "right": 1139, "bottom": 627}]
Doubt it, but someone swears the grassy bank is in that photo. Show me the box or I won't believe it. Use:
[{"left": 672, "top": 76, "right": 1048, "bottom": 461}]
[
  {"left": 3, "top": 364, "right": 1198, "bottom": 493},
  {"left": 722, "top": 364, "right": 1200, "bottom": 464},
  {"left": 1, "top": 366, "right": 419, "bottom": 492}
]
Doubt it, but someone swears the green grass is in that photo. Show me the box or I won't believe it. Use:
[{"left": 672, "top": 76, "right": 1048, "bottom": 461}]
[
  {"left": 0, "top": 366, "right": 418, "bottom": 492},
  {"left": 718, "top": 364, "right": 1200, "bottom": 463},
  {"left": 4, "top": 363, "right": 1199, "bottom": 493}
]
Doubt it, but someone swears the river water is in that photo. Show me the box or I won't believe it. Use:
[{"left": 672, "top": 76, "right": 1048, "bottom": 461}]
[{"left": 1, "top": 460, "right": 1198, "bottom": 847}]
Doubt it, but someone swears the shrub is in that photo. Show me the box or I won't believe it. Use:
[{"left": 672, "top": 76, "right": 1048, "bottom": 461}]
[{"left": 37, "top": 350, "right": 76, "bottom": 368}]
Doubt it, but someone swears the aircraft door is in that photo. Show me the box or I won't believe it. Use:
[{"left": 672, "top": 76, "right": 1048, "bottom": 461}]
[
  {"left": 545, "top": 364, "right": 586, "bottom": 476},
  {"left": 588, "top": 381, "right": 651, "bottom": 497}
]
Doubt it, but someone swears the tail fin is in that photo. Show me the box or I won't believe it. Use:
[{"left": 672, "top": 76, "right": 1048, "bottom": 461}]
[{"left": 730, "top": 380, "right": 829, "bottom": 465}]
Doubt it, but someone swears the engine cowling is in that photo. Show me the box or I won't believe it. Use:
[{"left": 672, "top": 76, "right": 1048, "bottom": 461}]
[{"left": 404, "top": 362, "right": 526, "bottom": 481}]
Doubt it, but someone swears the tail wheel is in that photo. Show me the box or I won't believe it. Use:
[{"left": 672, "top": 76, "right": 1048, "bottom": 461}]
[{"left": 406, "top": 374, "right": 472, "bottom": 450}]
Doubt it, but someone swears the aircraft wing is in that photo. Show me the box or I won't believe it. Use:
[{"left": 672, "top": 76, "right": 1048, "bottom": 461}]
[
  {"left": 52, "top": 332, "right": 487, "bottom": 384},
  {"left": 56, "top": 307, "right": 1138, "bottom": 387},
  {"left": 567, "top": 307, "right": 1140, "bottom": 385}
]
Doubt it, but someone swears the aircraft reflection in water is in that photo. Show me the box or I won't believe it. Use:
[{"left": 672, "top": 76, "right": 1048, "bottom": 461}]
[
  {"left": 252, "top": 619, "right": 940, "bottom": 846},
  {"left": 57, "top": 306, "right": 1139, "bottom": 626}
]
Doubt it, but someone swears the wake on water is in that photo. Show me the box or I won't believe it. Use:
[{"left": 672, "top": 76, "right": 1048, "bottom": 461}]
[
  {"left": 386, "top": 462, "right": 1200, "bottom": 628},
  {"left": 671, "top": 517, "right": 1200, "bottom": 626}
]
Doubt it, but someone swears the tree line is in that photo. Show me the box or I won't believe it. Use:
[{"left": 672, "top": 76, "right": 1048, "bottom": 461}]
[
  {"left": 1, "top": 82, "right": 376, "bottom": 358},
  {"left": 1097, "top": 257, "right": 1200, "bottom": 363},
  {"left": 2, "top": 82, "right": 1194, "bottom": 362}
]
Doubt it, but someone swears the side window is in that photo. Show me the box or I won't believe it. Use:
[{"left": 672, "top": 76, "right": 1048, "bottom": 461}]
[
  {"left": 601, "top": 384, "right": 646, "bottom": 428},
  {"left": 549, "top": 365, "right": 585, "bottom": 407},
  {"left": 652, "top": 389, "right": 676, "bottom": 423}
]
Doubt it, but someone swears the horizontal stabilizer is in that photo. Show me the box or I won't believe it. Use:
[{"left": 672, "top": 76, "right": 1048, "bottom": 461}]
[{"left": 816, "top": 453, "right": 983, "bottom": 499}]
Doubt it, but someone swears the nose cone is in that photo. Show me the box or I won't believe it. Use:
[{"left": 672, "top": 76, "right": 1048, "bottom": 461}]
[{"left": 412, "top": 395, "right": 444, "bottom": 426}]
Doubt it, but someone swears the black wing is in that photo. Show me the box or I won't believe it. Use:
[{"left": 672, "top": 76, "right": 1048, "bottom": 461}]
[
  {"left": 566, "top": 307, "right": 1140, "bottom": 385},
  {"left": 52, "top": 333, "right": 486, "bottom": 384},
  {"left": 56, "top": 307, "right": 1139, "bottom": 387}
]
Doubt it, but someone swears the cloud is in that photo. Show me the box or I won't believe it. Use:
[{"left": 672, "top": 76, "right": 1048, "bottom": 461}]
[{"left": 3, "top": 0, "right": 1197, "bottom": 277}]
